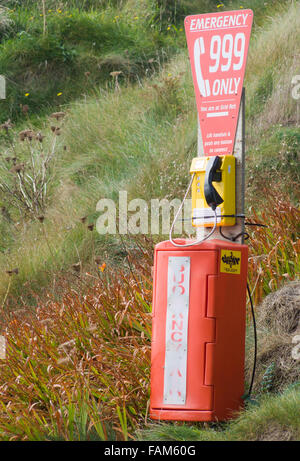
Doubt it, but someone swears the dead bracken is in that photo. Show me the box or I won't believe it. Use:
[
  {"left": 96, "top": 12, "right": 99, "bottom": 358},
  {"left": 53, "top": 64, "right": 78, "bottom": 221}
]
[
  {"left": 0, "top": 119, "right": 13, "bottom": 133},
  {"left": 0, "top": 116, "right": 60, "bottom": 217},
  {"left": 6, "top": 268, "right": 19, "bottom": 276},
  {"left": 10, "top": 163, "right": 25, "bottom": 174},
  {"left": 72, "top": 262, "right": 81, "bottom": 272},
  {"left": 110, "top": 71, "right": 123, "bottom": 78},
  {"left": 50, "top": 126, "right": 61, "bottom": 135},
  {"left": 50, "top": 112, "right": 66, "bottom": 121},
  {"left": 35, "top": 132, "right": 45, "bottom": 142},
  {"left": 21, "top": 104, "right": 29, "bottom": 115},
  {"left": 19, "top": 130, "right": 35, "bottom": 141}
]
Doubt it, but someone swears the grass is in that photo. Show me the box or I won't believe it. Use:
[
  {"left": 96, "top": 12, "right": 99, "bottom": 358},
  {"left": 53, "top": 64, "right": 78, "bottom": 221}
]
[
  {"left": 0, "top": 53, "right": 197, "bottom": 303},
  {"left": 0, "top": 32, "right": 299, "bottom": 305},
  {"left": 245, "top": 0, "right": 300, "bottom": 132},
  {"left": 139, "top": 385, "right": 300, "bottom": 441},
  {"left": 0, "top": 0, "right": 292, "bottom": 122},
  {"left": 248, "top": 126, "right": 300, "bottom": 178},
  {"left": 247, "top": 192, "right": 299, "bottom": 305},
  {"left": 0, "top": 239, "right": 153, "bottom": 440},
  {"left": 0, "top": 0, "right": 299, "bottom": 442},
  {"left": 0, "top": 196, "right": 298, "bottom": 440},
  {"left": 0, "top": 1, "right": 180, "bottom": 121}
]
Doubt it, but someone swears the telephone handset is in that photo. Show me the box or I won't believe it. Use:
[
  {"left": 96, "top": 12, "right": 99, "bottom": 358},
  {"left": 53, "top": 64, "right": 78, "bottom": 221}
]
[
  {"left": 169, "top": 154, "right": 236, "bottom": 247},
  {"left": 204, "top": 156, "right": 224, "bottom": 210},
  {"left": 194, "top": 37, "right": 211, "bottom": 97},
  {"left": 190, "top": 155, "right": 236, "bottom": 228}
]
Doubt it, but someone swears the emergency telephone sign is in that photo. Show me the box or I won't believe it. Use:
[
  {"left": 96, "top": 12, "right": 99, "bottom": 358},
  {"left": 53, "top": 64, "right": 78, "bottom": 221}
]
[{"left": 185, "top": 10, "right": 253, "bottom": 156}]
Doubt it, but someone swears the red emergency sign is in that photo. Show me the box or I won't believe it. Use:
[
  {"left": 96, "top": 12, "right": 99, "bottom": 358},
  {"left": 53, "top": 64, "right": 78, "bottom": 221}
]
[{"left": 184, "top": 9, "right": 253, "bottom": 156}]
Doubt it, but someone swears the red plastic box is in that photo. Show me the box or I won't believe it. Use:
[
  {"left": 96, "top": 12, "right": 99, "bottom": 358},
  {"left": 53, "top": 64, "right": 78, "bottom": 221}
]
[{"left": 150, "top": 238, "right": 248, "bottom": 421}]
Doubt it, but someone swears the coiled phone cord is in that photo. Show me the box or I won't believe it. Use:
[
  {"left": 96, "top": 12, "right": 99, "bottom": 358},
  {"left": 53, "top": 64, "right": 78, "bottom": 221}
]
[{"left": 169, "top": 173, "right": 218, "bottom": 248}]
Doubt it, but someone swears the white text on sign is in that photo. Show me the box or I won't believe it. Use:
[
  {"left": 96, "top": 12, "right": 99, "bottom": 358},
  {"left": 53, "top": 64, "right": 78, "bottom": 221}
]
[
  {"left": 190, "top": 13, "right": 249, "bottom": 31},
  {"left": 194, "top": 34, "right": 245, "bottom": 98}
]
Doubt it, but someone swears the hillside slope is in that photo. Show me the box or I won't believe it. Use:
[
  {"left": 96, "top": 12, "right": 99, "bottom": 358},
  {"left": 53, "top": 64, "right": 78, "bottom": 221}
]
[
  {"left": 0, "top": 0, "right": 298, "bottom": 442},
  {"left": 0, "top": 0, "right": 298, "bottom": 303}
]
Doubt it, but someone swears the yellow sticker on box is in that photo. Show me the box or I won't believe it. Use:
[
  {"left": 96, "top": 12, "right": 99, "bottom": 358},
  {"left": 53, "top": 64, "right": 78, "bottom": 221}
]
[{"left": 220, "top": 250, "right": 241, "bottom": 274}]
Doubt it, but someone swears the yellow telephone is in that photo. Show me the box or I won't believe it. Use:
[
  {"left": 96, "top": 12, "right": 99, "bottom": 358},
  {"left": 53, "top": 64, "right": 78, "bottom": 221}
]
[{"left": 190, "top": 155, "right": 236, "bottom": 227}]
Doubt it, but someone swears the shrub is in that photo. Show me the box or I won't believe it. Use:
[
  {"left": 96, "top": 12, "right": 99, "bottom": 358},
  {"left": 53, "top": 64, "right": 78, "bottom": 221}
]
[
  {"left": 0, "top": 193, "right": 298, "bottom": 439},
  {"left": 0, "top": 114, "right": 65, "bottom": 218},
  {"left": 0, "top": 238, "right": 153, "bottom": 440},
  {"left": 247, "top": 192, "right": 299, "bottom": 305}
]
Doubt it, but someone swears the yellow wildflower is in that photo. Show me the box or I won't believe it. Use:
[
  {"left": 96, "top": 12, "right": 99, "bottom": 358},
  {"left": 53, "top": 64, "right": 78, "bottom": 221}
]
[{"left": 100, "top": 263, "right": 106, "bottom": 272}]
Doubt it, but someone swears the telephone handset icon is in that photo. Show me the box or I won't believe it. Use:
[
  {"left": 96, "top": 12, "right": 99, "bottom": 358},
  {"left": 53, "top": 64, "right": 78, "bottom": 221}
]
[{"left": 194, "top": 37, "right": 211, "bottom": 97}]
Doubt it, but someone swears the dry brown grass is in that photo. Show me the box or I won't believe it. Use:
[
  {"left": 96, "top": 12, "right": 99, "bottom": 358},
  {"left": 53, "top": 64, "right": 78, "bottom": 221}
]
[
  {"left": 246, "top": 281, "right": 300, "bottom": 395},
  {"left": 0, "top": 238, "right": 154, "bottom": 440},
  {"left": 0, "top": 193, "right": 298, "bottom": 439},
  {"left": 259, "top": 281, "right": 300, "bottom": 335}
]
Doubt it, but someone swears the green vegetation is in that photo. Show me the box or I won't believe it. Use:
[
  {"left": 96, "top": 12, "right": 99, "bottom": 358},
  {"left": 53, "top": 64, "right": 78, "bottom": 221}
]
[
  {"left": 0, "top": 247, "right": 153, "bottom": 440},
  {"left": 139, "top": 385, "right": 300, "bottom": 441},
  {"left": 0, "top": 1, "right": 176, "bottom": 121},
  {"left": 0, "top": 0, "right": 291, "bottom": 121},
  {"left": 0, "top": 0, "right": 298, "bottom": 441}
]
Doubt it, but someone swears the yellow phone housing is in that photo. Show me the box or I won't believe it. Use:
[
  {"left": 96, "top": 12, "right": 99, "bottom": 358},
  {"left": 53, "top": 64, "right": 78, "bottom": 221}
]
[{"left": 190, "top": 155, "right": 236, "bottom": 227}]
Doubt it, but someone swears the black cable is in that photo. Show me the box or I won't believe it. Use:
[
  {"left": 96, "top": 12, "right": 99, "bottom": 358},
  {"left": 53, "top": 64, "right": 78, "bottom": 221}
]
[
  {"left": 245, "top": 222, "right": 268, "bottom": 228},
  {"left": 191, "top": 213, "right": 246, "bottom": 221},
  {"left": 180, "top": 208, "right": 260, "bottom": 397},
  {"left": 246, "top": 282, "right": 257, "bottom": 398},
  {"left": 219, "top": 226, "right": 233, "bottom": 241},
  {"left": 219, "top": 226, "right": 250, "bottom": 242},
  {"left": 182, "top": 215, "right": 267, "bottom": 229},
  {"left": 218, "top": 226, "right": 258, "bottom": 397},
  {"left": 232, "top": 232, "right": 250, "bottom": 242}
]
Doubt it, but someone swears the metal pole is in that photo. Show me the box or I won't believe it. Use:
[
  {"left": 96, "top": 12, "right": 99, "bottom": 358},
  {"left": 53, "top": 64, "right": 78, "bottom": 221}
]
[
  {"left": 196, "top": 88, "right": 246, "bottom": 243},
  {"left": 0, "top": 75, "right": 6, "bottom": 360}
]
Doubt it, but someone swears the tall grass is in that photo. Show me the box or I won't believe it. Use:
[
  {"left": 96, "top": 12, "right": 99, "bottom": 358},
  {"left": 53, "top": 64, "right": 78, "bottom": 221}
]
[
  {"left": 0, "top": 195, "right": 298, "bottom": 440},
  {"left": 139, "top": 385, "right": 300, "bottom": 441},
  {"left": 0, "top": 0, "right": 298, "bottom": 441},
  {"left": 0, "top": 54, "right": 193, "bottom": 303},
  {"left": 0, "top": 1, "right": 181, "bottom": 121},
  {"left": 246, "top": 1, "right": 300, "bottom": 132},
  {"left": 0, "top": 36, "right": 299, "bottom": 304},
  {"left": 0, "top": 238, "right": 153, "bottom": 440},
  {"left": 0, "top": 0, "right": 294, "bottom": 121},
  {"left": 247, "top": 192, "right": 299, "bottom": 305}
]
